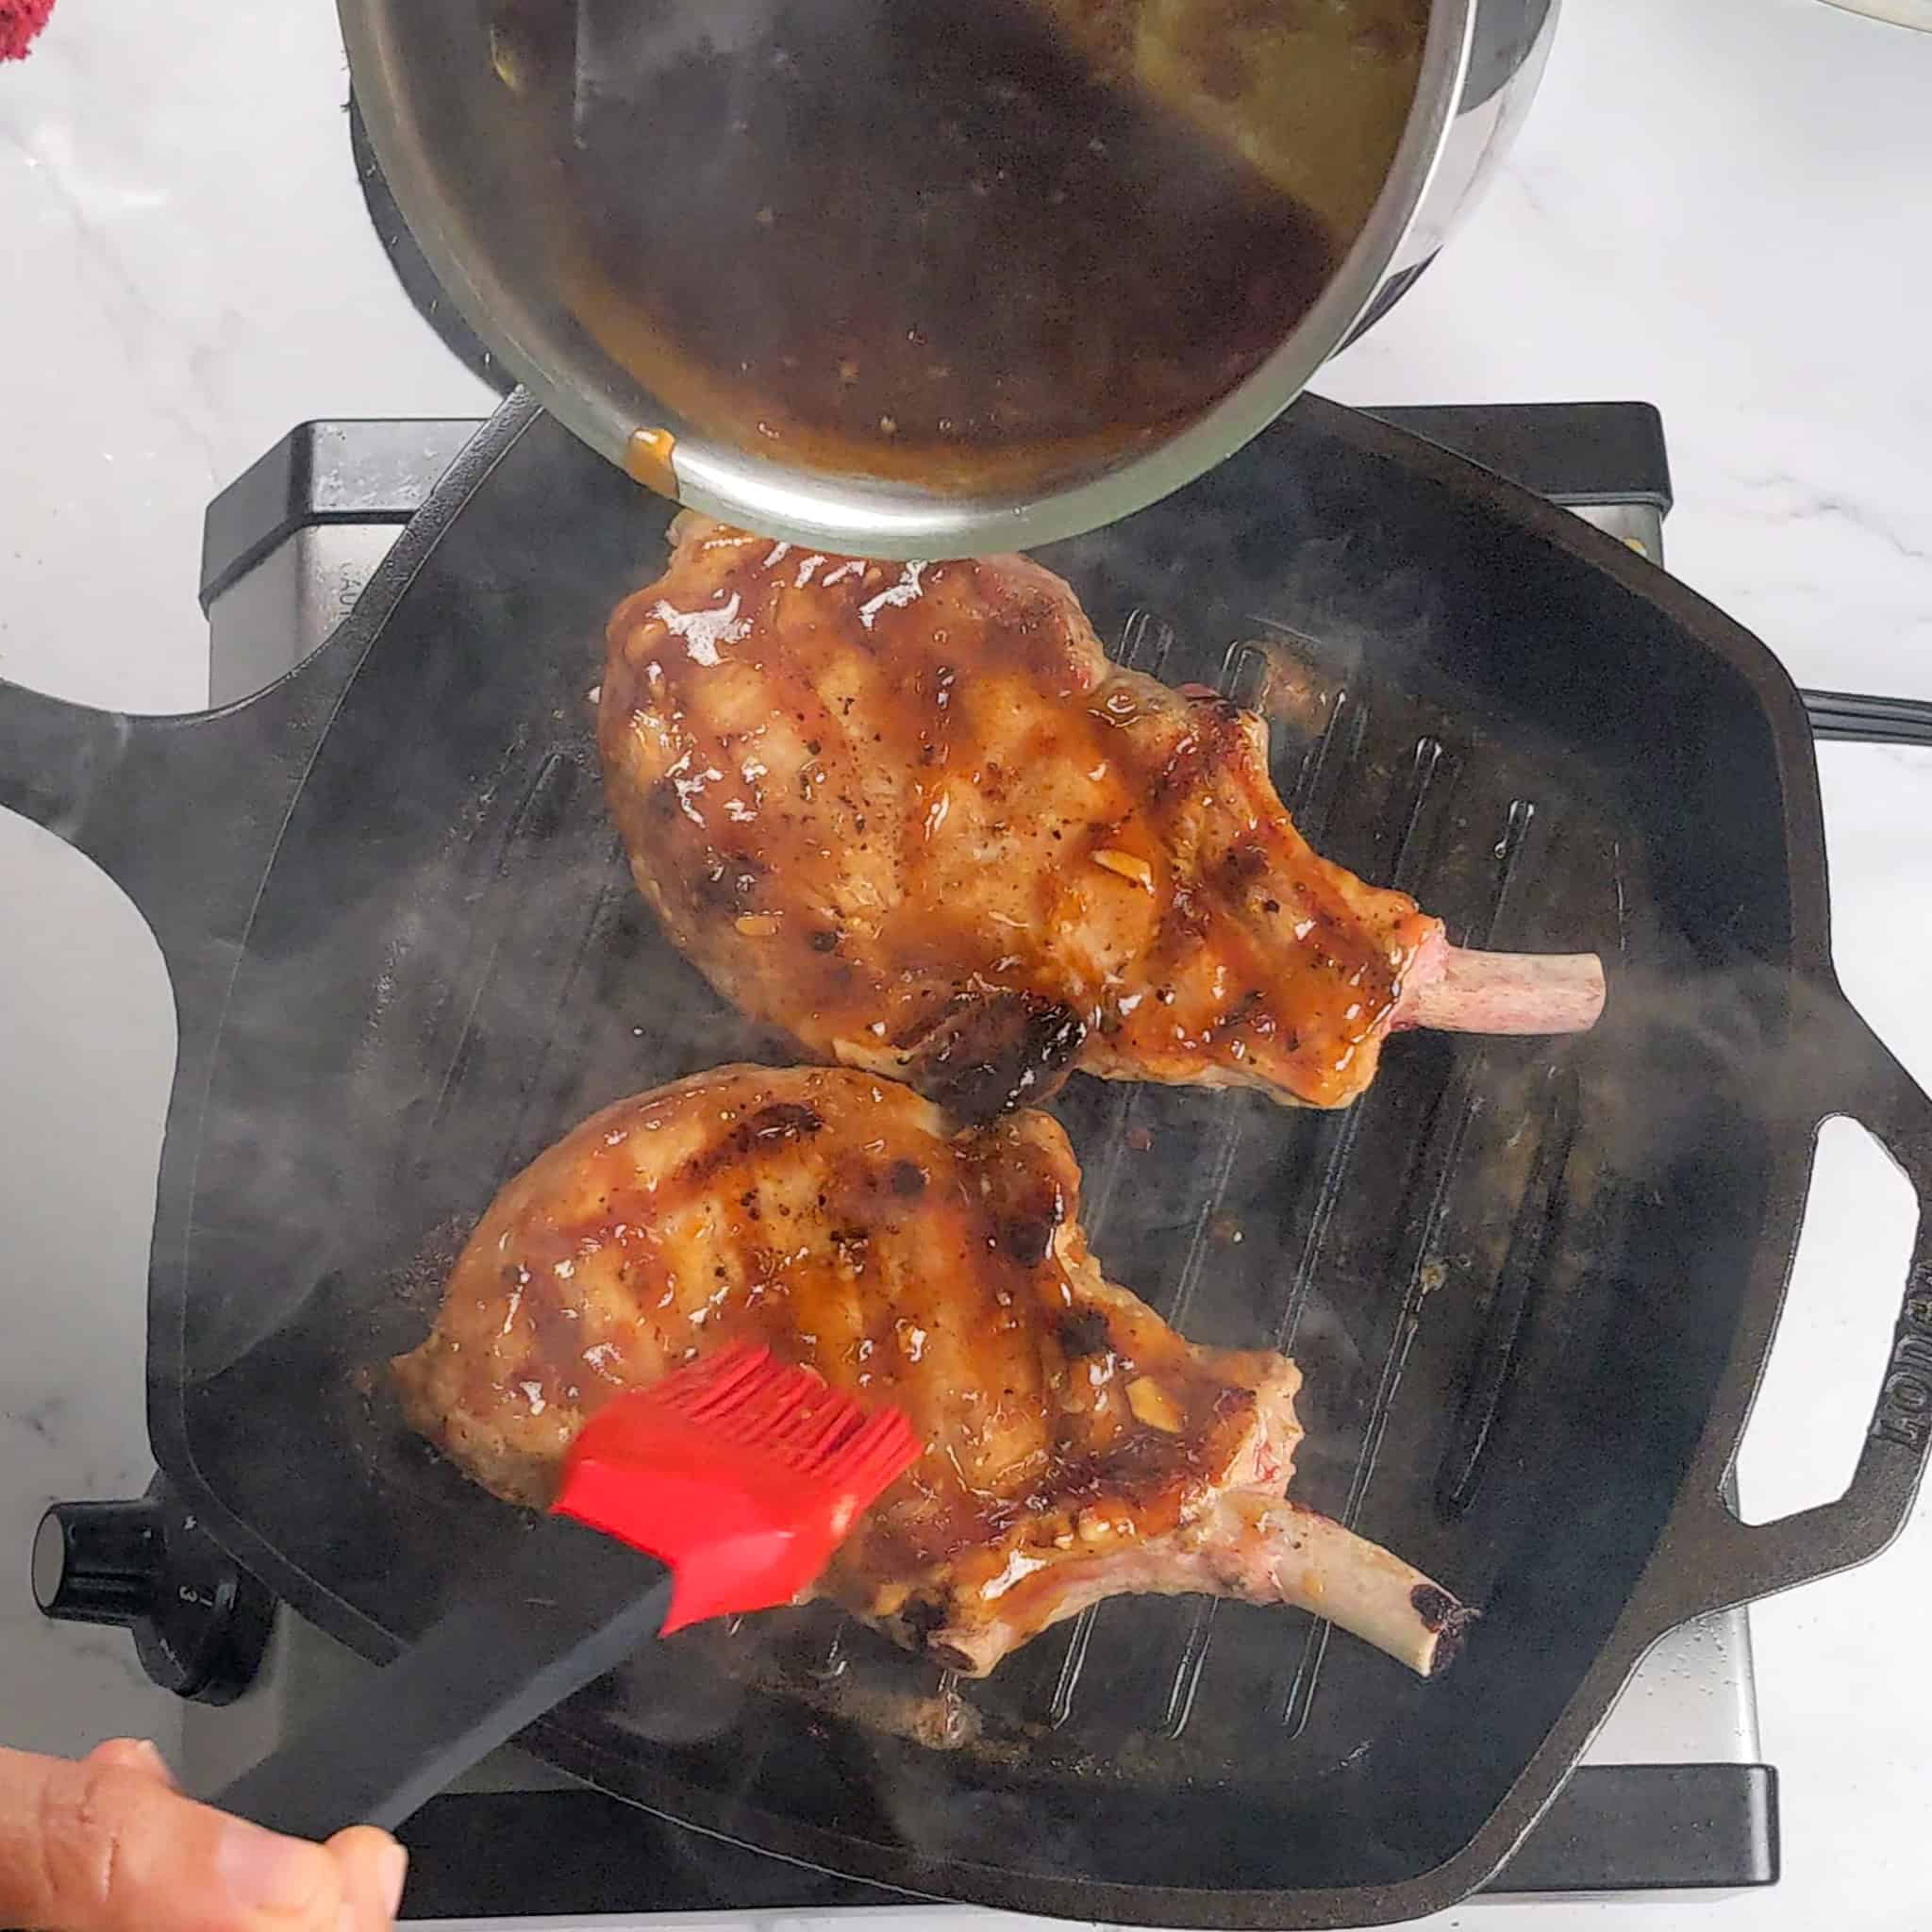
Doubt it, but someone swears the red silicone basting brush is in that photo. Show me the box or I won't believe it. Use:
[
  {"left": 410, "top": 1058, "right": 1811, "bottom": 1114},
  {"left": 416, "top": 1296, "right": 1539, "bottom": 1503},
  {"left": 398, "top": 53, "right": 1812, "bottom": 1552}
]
[
  {"left": 555, "top": 1341, "right": 921, "bottom": 1630},
  {"left": 214, "top": 1344, "right": 919, "bottom": 1842}
]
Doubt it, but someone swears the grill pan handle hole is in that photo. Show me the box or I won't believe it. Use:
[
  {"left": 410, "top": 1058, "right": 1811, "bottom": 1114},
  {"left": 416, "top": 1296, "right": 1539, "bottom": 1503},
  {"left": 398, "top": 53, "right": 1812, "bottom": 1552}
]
[
  {"left": 1737, "top": 1118, "right": 1916, "bottom": 1524},
  {"left": 1638, "top": 1003, "right": 1932, "bottom": 1634}
]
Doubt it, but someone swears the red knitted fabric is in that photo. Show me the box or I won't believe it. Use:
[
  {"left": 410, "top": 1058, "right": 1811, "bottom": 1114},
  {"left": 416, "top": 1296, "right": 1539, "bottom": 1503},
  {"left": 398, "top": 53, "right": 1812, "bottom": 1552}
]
[{"left": 0, "top": 0, "right": 55, "bottom": 61}]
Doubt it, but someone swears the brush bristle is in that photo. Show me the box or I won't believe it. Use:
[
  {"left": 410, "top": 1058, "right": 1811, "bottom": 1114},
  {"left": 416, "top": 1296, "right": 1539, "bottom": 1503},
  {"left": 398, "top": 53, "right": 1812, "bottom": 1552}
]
[
  {"left": 554, "top": 1343, "right": 923, "bottom": 1626},
  {"left": 634, "top": 1343, "right": 914, "bottom": 1491}
]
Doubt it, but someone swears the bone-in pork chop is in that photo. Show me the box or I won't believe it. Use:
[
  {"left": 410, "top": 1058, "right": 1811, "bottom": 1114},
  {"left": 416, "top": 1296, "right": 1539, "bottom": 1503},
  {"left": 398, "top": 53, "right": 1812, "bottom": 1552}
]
[
  {"left": 394, "top": 1065, "right": 1465, "bottom": 1677},
  {"left": 598, "top": 516, "right": 1602, "bottom": 1114}
]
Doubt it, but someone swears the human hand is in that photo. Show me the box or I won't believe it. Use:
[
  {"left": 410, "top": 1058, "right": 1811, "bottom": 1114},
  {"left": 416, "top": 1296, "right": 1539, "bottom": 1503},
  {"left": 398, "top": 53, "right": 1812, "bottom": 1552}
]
[{"left": 0, "top": 1738, "right": 407, "bottom": 1931}]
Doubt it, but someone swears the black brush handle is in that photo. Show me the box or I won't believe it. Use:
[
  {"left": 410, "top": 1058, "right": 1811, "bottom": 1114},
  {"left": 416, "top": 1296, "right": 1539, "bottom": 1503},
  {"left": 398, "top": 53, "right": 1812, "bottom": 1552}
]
[{"left": 216, "top": 1514, "right": 672, "bottom": 1841}]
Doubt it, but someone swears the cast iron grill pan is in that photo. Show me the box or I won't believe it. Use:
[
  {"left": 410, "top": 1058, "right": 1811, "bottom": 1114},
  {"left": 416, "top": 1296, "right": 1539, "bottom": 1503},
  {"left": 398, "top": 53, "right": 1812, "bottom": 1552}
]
[{"left": 3, "top": 395, "right": 1928, "bottom": 1929}]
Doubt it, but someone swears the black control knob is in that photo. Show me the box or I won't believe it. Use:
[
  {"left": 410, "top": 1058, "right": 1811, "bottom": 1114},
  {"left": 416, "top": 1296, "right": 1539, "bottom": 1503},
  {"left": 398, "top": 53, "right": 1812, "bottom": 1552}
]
[
  {"left": 33, "top": 1476, "right": 275, "bottom": 1706},
  {"left": 33, "top": 1498, "right": 161, "bottom": 1627}
]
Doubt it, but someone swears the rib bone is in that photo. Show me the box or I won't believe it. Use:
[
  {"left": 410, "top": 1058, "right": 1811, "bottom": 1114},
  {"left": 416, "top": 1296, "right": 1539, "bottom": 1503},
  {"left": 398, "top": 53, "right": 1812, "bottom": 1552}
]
[
  {"left": 927, "top": 1492, "right": 1472, "bottom": 1679},
  {"left": 1397, "top": 937, "right": 1607, "bottom": 1037}
]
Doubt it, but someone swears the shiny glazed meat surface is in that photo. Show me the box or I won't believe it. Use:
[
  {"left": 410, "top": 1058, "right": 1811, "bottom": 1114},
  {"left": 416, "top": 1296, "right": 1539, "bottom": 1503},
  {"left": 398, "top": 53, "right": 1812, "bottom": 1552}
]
[
  {"left": 599, "top": 515, "right": 1444, "bottom": 1110},
  {"left": 394, "top": 1065, "right": 1301, "bottom": 1673}
]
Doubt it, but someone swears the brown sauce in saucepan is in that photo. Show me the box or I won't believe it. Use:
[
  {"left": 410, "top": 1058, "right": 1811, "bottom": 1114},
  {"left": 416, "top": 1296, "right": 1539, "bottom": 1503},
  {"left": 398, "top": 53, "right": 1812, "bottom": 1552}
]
[{"left": 491, "top": 0, "right": 1425, "bottom": 487}]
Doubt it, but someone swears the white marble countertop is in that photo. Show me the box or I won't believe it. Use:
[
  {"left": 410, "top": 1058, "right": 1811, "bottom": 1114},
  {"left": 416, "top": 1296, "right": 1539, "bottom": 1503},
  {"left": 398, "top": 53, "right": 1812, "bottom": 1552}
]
[{"left": 2, "top": 1, "right": 1930, "bottom": 1927}]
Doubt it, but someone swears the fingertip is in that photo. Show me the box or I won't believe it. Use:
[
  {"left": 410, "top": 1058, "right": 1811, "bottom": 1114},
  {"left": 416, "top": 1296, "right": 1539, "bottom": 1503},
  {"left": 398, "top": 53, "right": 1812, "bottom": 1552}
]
[
  {"left": 85, "top": 1737, "right": 176, "bottom": 1787},
  {"left": 327, "top": 1826, "right": 408, "bottom": 1929},
  {"left": 11, "top": 1752, "right": 345, "bottom": 1932},
  {"left": 214, "top": 1814, "right": 341, "bottom": 1922}
]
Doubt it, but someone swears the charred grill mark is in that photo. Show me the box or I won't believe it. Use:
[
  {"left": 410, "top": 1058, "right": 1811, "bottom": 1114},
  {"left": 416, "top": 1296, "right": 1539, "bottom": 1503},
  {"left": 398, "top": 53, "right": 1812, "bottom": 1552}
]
[
  {"left": 900, "top": 990, "right": 1088, "bottom": 1123},
  {"left": 1146, "top": 727, "right": 1208, "bottom": 805},
  {"left": 987, "top": 1158, "right": 1071, "bottom": 1271},
  {"left": 1218, "top": 841, "right": 1269, "bottom": 891},
  {"left": 677, "top": 1100, "right": 825, "bottom": 1185},
  {"left": 1159, "top": 878, "right": 1209, "bottom": 943},
  {"left": 1144, "top": 695, "right": 1248, "bottom": 805},
  {"left": 1204, "top": 987, "right": 1267, "bottom": 1042},
  {"left": 1057, "top": 1308, "right": 1113, "bottom": 1357},
  {"left": 903, "top": 1597, "right": 948, "bottom": 1648},
  {"left": 693, "top": 850, "right": 767, "bottom": 915},
  {"left": 888, "top": 1159, "right": 928, "bottom": 1197},
  {"left": 998, "top": 1215, "right": 1057, "bottom": 1268},
  {"left": 524, "top": 1286, "right": 584, "bottom": 1373}
]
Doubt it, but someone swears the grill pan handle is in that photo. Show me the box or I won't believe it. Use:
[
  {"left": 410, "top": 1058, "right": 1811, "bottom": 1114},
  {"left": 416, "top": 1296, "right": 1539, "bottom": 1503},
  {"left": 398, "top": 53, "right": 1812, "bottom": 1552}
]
[
  {"left": 0, "top": 683, "right": 156, "bottom": 861},
  {"left": 1644, "top": 998, "right": 1932, "bottom": 1626},
  {"left": 0, "top": 665, "right": 354, "bottom": 972},
  {"left": 1802, "top": 688, "right": 1932, "bottom": 746},
  {"left": 0, "top": 404, "right": 528, "bottom": 964}
]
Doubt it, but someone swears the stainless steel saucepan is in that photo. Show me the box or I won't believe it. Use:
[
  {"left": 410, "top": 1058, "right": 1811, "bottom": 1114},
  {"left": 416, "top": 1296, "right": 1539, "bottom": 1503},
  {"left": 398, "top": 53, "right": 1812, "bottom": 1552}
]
[
  {"left": 339, "top": 0, "right": 1919, "bottom": 558},
  {"left": 341, "top": 0, "right": 1558, "bottom": 556}
]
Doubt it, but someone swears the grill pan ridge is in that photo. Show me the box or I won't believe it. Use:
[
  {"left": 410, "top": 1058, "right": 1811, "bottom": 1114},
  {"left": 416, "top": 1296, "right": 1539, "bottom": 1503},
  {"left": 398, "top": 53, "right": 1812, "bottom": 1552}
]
[{"left": 1, "top": 392, "right": 1928, "bottom": 1929}]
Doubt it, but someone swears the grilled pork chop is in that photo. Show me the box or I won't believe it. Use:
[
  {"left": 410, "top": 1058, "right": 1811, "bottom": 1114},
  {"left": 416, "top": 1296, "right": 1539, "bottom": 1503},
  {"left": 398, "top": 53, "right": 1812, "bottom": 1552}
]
[
  {"left": 395, "top": 1065, "right": 1467, "bottom": 1678},
  {"left": 598, "top": 514, "right": 1603, "bottom": 1114}
]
